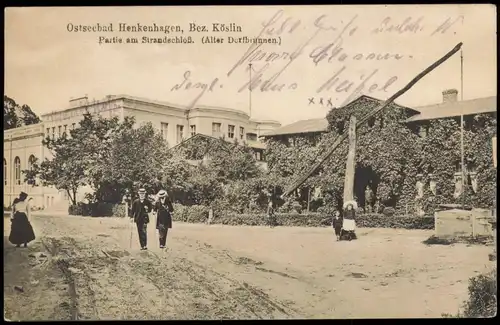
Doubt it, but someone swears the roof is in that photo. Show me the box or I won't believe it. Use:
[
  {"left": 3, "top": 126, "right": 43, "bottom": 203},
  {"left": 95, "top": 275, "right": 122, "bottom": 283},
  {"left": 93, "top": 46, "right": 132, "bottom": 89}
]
[
  {"left": 168, "top": 133, "right": 231, "bottom": 152},
  {"left": 168, "top": 133, "right": 265, "bottom": 151},
  {"left": 261, "top": 94, "right": 418, "bottom": 138},
  {"left": 406, "top": 96, "right": 497, "bottom": 122},
  {"left": 260, "top": 118, "right": 328, "bottom": 137}
]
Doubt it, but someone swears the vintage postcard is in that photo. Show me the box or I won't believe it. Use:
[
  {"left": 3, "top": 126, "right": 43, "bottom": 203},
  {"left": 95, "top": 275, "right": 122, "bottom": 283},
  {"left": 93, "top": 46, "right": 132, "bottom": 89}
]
[{"left": 4, "top": 5, "right": 497, "bottom": 320}]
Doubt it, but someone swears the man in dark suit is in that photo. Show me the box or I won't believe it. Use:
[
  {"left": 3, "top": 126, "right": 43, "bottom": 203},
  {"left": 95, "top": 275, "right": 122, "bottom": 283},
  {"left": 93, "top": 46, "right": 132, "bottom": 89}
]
[
  {"left": 130, "top": 188, "right": 153, "bottom": 250},
  {"left": 153, "top": 189, "right": 174, "bottom": 249}
]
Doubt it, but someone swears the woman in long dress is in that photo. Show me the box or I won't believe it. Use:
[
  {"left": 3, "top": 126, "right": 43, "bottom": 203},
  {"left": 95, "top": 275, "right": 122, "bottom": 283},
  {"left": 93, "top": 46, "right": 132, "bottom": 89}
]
[
  {"left": 9, "top": 192, "right": 36, "bottom": 247},
  {"left": 154, "top": 190, "right": 174, "bottom": 249},
  {"left": 342, "top": 200, "right": 358, "bottom": 241}
]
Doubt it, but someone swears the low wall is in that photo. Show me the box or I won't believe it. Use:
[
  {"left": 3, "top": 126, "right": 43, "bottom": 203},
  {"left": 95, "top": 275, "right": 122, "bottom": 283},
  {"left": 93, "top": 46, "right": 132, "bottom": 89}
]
[{"left": 435, "top": 208, "right": 494, "bottom": 239}]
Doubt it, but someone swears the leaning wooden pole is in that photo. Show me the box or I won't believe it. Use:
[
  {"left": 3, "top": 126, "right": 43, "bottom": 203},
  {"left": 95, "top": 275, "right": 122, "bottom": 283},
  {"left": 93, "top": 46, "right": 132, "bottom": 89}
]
[
  {"left": 343, "top": 115, "right": 357, "bottom": 203},
  {"left": 282, "top": 42, "right": 463, "bottom": 198}
]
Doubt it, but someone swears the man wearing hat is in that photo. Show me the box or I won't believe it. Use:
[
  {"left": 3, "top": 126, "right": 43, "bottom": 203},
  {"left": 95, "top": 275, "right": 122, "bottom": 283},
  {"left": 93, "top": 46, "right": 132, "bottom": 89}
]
[
  {"left": 153, "top": 189, "right": 174, "bottom": 249},
  {"left": 130, "top": 188, "right": 154, "bottom": 250}
]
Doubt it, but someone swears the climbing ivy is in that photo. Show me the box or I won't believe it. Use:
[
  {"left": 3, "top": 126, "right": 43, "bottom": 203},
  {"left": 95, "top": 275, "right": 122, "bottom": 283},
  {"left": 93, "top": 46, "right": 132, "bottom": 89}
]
[{"left": 265, "top": 95, "right": 497, "bottom": 215}]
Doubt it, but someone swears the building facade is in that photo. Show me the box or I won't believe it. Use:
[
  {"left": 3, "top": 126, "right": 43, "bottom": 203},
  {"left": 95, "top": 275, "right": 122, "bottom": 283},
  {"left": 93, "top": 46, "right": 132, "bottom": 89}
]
[
  {"left": 261, "top": 90, "right": 496, "bottom": 212},
  {"left": 3, "top": 94, "right": 280, "bottom": 210}
]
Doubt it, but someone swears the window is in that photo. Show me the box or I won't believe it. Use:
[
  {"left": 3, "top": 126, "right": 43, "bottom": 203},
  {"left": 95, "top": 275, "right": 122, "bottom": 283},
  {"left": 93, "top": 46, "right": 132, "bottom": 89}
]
[
  {"left": 240, "top": 127, "right": 245, "bottom": 140},
  {"left": 160, "top": 122, "right": 168, "bottom": 139},
  {"left": 28, "top": 155, "right": 36, "bottom": 185},
  {"left": 28, "top": 155, "right": 36, "bottom": 171},
  {"left": 72, "top": 123, "right": 76, "bottom": 130},
  {"left": 228, "top": 125, "right": 235, "bottom": 139},
  {"left": 52, "top": 127, "right": 55, "bottom": 139},
  {"left": 176, "top": 125, "right": 184, "bottom": 144},
  {"left": 3, "top": 159, "right": 7, "bottom": 186},
  {"left": 14, "top": 156, "right": 21, "bottom": 185},
  {"left": 58, "top": 126, "right": 62, "bottom": 137},
  {"left": 212, "top": 123, "right": 221, "bottom": 137},
  {"left": 255, "top": 151, "right": 262, "bottom": 161},
  {"left": 190, "top": 125, "right": 196, "bottom": 137},
  {"left": 64, "top": 125, "right": 67, "bottom": 136},
  {"left": 46, "top": 128, "right": 50, "bottom": 137}
]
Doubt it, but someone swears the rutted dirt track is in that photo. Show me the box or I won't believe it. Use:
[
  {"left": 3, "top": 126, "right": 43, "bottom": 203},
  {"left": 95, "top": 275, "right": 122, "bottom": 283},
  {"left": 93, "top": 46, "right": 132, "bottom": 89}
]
[{"left": 4, "top": 214, "right": 495, "bottom": 320}]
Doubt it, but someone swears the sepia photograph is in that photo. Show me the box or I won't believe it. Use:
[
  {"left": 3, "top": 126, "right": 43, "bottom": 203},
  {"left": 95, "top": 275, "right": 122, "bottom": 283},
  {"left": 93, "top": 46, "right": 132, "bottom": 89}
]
[{"left": 3, "top": 5, "right": 497, "bottom": 320}]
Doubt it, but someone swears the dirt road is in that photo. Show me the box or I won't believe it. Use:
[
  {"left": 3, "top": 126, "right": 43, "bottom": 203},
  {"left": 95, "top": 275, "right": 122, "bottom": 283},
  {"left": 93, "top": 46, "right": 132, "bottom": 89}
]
[{"left": 3, "top": 214, "right": 494, "bottom": 320}]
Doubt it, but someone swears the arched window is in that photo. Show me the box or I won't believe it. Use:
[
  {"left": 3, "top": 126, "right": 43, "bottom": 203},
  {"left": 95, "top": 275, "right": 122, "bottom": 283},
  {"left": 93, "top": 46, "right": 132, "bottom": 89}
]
[
  {"left": 28, "top": 155, "right": 37, "bottom": 185},
  {"left": 3, "top": 159, "right": 7, "bottom": 186},
  {"left": 28, "top": 155, "right": 36, "bottom": 171},
  {"left": 14, "top": 157, "right": 21, "bottom": 185}
]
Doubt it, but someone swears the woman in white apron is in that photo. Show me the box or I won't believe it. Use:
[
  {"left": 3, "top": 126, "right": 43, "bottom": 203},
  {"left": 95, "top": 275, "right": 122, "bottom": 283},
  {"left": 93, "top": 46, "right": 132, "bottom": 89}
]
[{"left": 342, "top": 200, "right": 357, "bottom": 241}]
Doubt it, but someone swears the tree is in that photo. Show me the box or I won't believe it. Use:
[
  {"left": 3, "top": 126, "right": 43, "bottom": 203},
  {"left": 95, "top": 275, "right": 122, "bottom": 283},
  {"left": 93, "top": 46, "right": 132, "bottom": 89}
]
[
  {"left": 207, "top": 142, "right": 262, "bottom": 182},
  {"left": 20, "top": 104, "right": 41, "bottom": 125},
  {"left": 4, "top": 96, "right": 41, "bottom": 130},
  {"left": 23, "top": 126, "right": 90, "bottom": 205},
  {"left": 4, "top": 96, "right": 20, "bottom": 130},
  {"left": 24, "top": 113, "right": 171, "bottom": 205},
  {"left": 98, "top": 119, "right": 170, "bottom": 201}
]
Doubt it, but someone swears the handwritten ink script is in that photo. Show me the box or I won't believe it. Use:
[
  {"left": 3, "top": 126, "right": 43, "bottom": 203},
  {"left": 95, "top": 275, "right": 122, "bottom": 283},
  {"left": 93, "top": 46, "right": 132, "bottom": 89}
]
[
  {"left": 308, "top": 97, "right": 334, "bottom": 107},
  {"left": 170, "top": 9, "right": 464, "bottom": 109}
]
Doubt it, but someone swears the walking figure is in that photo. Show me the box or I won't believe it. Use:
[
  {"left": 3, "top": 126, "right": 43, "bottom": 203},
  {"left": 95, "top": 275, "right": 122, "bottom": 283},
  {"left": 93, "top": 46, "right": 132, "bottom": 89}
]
[
  {"left": 154, "top": 190, "right": 174, "bottom": 249},
  {"left": 130, "top": 188, "right": 153, "bottom": 250},
  {"left": 9, "top": 192, "right": 36, "bottom": 248}
]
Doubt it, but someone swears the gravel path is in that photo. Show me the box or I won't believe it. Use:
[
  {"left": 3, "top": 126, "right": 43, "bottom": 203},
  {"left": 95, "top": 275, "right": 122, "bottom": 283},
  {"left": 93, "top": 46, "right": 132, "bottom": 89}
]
[{"left": 3, "top": 214, "right": 494, "bottom": 320}]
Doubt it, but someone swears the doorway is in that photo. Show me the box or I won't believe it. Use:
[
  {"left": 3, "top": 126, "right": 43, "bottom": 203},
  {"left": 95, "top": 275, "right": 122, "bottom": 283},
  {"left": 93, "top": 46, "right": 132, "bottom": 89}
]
[{"left": 354, "top": 165, "right": 380, "bottom": 210}]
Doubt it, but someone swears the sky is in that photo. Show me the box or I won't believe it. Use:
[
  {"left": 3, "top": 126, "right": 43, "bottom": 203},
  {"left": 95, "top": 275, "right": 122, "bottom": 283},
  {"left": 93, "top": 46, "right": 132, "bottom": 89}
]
[{"left": 4, "top": 5, "right": 497, "bottom": 126}]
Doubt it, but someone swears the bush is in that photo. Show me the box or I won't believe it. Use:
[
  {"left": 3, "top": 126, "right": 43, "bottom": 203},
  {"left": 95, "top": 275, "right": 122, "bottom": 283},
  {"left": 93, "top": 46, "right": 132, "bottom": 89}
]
[
  {"left": 112, "top": 204, "right": 127, "bottom": 218},
  {"left": 291, "top": 201, "right": 303, "bottom": 214},
  {"left": 172, "top": 204, "right": 209, "bottom": 223},
  {"left": 170, "top": 205, "right": 435, "bottom": 230},
  {"left": 68, "top": 204, "right": 84, "bottom": 216},
  {"left": 356, "top": 213, "right": 434, "bottom": 230},
  {"left": 383, "top": 207, "right": 396, "bottom": 217},
  {"left": 68, "top": 202, "right": 124, "bottom": 217},
  {"left": 463, "top": 269, "right": 497, "bottom": 318},
  {"left": 213, "top": 212, "right": 331, "bottom": 227}
]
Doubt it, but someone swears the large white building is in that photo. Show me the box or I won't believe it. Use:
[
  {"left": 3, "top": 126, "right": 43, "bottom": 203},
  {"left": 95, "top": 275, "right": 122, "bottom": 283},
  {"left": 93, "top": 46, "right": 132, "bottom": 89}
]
[{"left": 3, "top": 94, "right": 280, "bottom": 211}]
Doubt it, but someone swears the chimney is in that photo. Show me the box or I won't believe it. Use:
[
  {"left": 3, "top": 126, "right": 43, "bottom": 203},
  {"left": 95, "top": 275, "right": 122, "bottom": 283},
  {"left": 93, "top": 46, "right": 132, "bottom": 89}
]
[{"left": 442, "top": 89, "right": 458, "bottom": 103}]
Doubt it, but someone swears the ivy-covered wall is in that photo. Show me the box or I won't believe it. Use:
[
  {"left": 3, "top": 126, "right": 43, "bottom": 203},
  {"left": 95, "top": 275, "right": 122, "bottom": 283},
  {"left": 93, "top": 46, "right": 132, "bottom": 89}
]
[{"left": 265, "top": 95, "right": 497, "bottom": 215}]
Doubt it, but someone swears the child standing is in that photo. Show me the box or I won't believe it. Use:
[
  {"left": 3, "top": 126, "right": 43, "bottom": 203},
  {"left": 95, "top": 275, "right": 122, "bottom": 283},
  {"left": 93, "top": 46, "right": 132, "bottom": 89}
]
[{"left": 332, "top": 210, "right": 343, "bottom": 241}]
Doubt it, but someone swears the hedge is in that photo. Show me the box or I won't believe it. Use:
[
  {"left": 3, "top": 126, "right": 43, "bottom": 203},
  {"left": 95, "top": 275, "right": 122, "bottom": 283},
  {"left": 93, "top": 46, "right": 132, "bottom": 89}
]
[
  {"left": 170, "top": 204, "right": 435, "bottom": 229},
  {"left": 69, "top": 202, "right": 126, "bottom": 217},
  {"left": 172, "top": 204, "right": 208, "bottom": 223}
]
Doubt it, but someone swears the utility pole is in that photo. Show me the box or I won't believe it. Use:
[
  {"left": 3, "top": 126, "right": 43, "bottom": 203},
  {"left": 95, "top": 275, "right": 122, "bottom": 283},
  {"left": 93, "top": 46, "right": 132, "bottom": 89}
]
[
  {"left": 460, "top": 49, "right": 465, "bottom": 209},
  {"left": 248, "top": 63, "right": 252, "bottom": 118}
]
